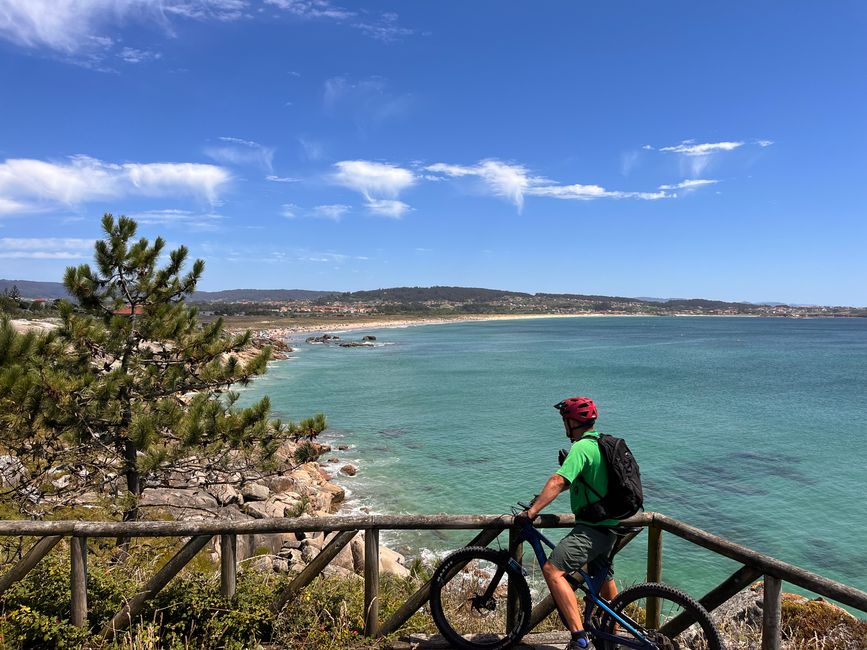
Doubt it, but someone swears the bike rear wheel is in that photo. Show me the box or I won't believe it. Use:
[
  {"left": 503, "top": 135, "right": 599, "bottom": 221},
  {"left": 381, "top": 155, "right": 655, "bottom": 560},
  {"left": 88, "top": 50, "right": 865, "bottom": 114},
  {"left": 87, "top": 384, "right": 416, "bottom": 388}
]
[
  {"left": 429, "top": 546, "right": 532, "bottom": 650},
  {"left": 597, "top": 582, "right": 723, "bottom": 650}
]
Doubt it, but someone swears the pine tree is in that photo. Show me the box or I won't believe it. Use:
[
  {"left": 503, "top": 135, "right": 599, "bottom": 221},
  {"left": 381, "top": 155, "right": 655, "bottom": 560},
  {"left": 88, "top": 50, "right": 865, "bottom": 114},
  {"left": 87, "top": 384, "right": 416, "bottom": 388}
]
[{"left": 0, "top": 214, "right": 325, "bottom": 524}]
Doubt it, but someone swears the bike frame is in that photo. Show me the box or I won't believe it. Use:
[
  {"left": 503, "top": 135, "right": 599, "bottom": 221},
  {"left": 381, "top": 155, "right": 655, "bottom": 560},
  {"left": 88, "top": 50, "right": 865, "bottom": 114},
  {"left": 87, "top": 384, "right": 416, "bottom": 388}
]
[{"left": 516, "top": 521, "right": 655, "bottom": 649}]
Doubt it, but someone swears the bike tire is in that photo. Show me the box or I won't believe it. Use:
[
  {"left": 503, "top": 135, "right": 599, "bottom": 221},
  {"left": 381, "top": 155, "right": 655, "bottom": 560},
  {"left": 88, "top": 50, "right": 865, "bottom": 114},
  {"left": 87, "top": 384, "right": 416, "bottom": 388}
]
[
  {"left": 597, "top": 582, "right": 724, "bottom": 650},
  {"left": 429, "top": 546, "right": 532, "bottom": 650}
]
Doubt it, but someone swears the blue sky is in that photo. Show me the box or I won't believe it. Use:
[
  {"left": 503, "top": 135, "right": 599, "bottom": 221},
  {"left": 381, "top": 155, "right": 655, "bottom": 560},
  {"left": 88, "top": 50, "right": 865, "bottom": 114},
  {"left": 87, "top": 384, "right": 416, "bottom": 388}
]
[{"left": 0, "top": 2, "right": 865, "bottom": 305}]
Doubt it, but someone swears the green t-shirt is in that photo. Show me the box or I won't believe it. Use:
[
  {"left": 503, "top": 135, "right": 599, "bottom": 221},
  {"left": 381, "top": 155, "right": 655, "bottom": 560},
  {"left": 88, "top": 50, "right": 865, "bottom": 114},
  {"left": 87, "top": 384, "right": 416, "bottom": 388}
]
[{"left": 556, "top": 431, "right": 619, "bottom": 527}]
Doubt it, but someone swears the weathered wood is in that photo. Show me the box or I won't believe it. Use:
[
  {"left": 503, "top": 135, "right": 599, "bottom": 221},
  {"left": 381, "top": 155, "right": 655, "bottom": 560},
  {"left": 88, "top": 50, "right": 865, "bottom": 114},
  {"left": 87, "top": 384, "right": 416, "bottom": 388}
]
[
  {"left": 653, "top": 513, "right": 867, "bottom": 612},
  {"left": 364, "top": 528, "right": 380, "bottom": 636},
  {"left": 0, "top": 536, "right": 63, "bottom": 597},
  {"left": 506, "top": 526, "right": 524, "bottom": 631},
  {"left": 699, "top": 564, "right": 763, "bottom": 614},
  {"left": 528, "top": 528, "right": 643, "bottom": 631},
  {"left": 645, "top": 525, "right": 663, "bottom": 629},
  {"left": 70, "top": 536, "right": 88, "bottom": 627},
  {"left": 272, "top": 529, "right": 358, "bottom": 614},
  {"left": 762, "top": 575, "right": 782, "bottom": 650},
  {"left": 101, "top": 535, "right": 212, "bottom": 639},
  {"left": 0, "top": 512, "right": 652, "bottom": 538},
  {"left": 377, "top": 528, "right": 503, "bottom": 637},
  {"left": 661, "top": 564, "right": 763, "bottom": 637},
  {"left": 220, "top": 533, "right": 237, "bottom": 598}
]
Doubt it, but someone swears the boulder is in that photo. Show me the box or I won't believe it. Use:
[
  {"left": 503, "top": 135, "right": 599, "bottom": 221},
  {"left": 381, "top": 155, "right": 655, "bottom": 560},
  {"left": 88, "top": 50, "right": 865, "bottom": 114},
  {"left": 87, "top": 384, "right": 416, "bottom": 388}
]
[
  {"left": 349, "top": 532, "right": 410, "bottom": 578},
  {"left": 362, "top": 335, "right": 376, "bottom": 341},
  {"left": 140, "top": 488, "right": 220, "bottom": 514},
  {"left": 340, "top": 464, "right": 357, "bottom": 477},
  {"left": 209, "top": 483, "right": 242, "bottom": 505},
  {"left": 337, "top": 445, "right": 350, "bottom": 451},
  {"left": 0, "top": 456, "right": 28, "bottom": 488},
  {"left": 241, "top": 482, "right": 270, "bottom": 501}
]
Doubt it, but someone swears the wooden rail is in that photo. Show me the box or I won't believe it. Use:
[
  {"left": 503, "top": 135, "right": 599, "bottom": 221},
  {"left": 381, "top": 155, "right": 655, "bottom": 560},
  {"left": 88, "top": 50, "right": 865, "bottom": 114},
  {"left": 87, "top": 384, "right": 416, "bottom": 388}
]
[{"left": 0, "top": 511, "right": 864, "bottom": 647}]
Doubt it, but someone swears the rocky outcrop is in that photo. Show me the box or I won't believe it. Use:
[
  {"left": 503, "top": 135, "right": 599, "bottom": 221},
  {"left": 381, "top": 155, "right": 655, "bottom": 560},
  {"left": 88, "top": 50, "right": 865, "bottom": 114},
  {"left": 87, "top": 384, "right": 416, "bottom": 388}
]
[
  {"left": 305, "top": 334, "right": 340, "bottom": 344},
  {"left": 136, "top": 440, "right": 406, "bottom": 577}
]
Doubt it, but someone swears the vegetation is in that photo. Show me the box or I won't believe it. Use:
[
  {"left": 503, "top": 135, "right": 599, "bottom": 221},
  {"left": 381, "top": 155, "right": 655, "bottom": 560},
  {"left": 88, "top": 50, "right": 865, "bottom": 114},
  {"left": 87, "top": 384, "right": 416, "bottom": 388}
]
[
  {"left": 0, "top": 215, "right": 325, "bottom": 525},
  {"left": 0, "top": 543, "right": 433, "bottom": 649}
]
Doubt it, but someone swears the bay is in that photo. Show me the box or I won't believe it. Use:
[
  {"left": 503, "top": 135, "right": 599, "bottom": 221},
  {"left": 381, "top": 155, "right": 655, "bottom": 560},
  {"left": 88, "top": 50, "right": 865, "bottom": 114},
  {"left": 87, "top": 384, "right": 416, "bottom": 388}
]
[{"left": 239, "top": 316, "right": 867, "bottom": 598}]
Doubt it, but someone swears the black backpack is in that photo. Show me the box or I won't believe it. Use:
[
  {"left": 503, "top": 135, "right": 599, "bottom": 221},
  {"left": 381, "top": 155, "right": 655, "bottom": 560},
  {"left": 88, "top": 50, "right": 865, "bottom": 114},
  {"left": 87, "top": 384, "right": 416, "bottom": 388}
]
[{"left": 574, "top": 433, "right": 644, "bottom": 522}]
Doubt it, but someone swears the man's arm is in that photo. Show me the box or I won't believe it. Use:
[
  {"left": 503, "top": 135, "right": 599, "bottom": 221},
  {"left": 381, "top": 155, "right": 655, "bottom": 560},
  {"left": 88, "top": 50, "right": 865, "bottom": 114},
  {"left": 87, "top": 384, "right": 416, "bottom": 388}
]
[{"left": 524, "top": 473, "right": 570, "bottom": 520}]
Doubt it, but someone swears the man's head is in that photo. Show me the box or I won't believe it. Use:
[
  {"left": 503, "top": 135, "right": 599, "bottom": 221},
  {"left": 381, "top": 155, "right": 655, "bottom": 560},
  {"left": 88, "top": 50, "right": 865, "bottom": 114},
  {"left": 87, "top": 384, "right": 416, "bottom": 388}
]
[{"left": 553, "top": 396, "right": 598, "bottom": 441}]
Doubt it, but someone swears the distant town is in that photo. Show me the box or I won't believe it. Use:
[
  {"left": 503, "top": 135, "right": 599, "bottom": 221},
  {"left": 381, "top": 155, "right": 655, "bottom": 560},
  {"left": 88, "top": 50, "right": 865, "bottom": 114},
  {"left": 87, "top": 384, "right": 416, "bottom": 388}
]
[{"left": 3, "top": 281, "right": 863, "bottom": 320}]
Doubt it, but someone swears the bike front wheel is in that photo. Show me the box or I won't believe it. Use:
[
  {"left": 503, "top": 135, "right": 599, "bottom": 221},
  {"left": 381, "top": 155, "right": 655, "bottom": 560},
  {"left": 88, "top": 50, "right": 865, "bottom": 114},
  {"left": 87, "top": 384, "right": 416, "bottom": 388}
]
[
  {"left": 597, "top": 582, "right": 723, "bottom": 650},
  {"left": 429, "top": 546, "right": 532, "bottom": 650}
]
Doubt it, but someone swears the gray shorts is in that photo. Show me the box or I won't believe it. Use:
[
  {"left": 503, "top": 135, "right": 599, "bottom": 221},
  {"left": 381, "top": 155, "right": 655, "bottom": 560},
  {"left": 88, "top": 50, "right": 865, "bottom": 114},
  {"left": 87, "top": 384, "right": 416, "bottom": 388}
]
[{"left": 548, "top": 524, "right": 616, "bottom": 578}]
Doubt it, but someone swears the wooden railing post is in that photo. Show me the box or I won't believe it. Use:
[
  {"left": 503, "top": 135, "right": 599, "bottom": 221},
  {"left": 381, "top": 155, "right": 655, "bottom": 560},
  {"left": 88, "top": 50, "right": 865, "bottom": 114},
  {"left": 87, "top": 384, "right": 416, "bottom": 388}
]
[
  {"left": 646, "top": 525, "right": 663, "bottom": 629},
  {"left": 220, "top": 533, "right": 237, "bottom": 598},
  {"left": 272, "top": 530, "right": 358, "bottom": 614},
  {"left": 70, "top": 536, "right": 88, "bottom": 627},
  {"left": 364, "top": 528, "right": 380, "bottom": 637},
  {"left": 507, "top": 526, "right": 523, "bottom": 631},
  {"left": 101, "top": 535, "right": 212, "bottom": 639},
  {"left": 0, "top": 536, "right": 64, "bottom": 597},
  {"left": 762, "top": 575, "right": 782, "bottom": 650}
]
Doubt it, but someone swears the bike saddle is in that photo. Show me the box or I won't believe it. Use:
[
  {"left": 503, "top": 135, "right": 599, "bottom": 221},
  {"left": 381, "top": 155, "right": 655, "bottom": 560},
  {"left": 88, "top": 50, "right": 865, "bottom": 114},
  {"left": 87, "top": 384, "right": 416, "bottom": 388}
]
[{"left": 609, "top": 525, "right": 643, "bottom": 537}]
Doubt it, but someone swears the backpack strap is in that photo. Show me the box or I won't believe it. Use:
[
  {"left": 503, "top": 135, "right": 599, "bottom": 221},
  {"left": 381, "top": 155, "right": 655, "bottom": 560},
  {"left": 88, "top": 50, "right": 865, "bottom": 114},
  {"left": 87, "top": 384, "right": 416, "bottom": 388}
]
[{"left": 575, "top": 434, "right": 605, "bottom": 501}]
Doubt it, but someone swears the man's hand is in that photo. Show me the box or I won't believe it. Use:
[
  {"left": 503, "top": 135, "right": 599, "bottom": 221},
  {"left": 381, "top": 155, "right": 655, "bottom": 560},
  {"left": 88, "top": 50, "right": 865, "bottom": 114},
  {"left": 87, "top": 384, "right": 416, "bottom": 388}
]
[{"left": 513, "top": 510, "right": 535, "bottom": 527}]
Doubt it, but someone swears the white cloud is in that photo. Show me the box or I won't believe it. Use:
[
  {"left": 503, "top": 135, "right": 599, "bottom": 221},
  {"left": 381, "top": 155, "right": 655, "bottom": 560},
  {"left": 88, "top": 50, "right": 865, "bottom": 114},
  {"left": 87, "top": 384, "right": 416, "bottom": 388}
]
[
  {"left": 365, "top": 198, "right": 411, "bottom": 218},
  {"left": 0, "top": 0, "right": 248, "bottom": 66},
  {"left": 659, "top": 140, "right": 744, "bottom": 156},
  {"left": 266, "top": 175, "right": 299, "bottom": 183},
  {"left": 658, "top": 179, "right": 719, "bottom": 191},
  {"left": 427, "top": 160, "right": 536, "bottom": 212},
  {"left": 265, "top": 1, "right": 411, "bottom": 41},
  {"left": 0, "top": 155, "right": 231, "bottom": 212},
  {"left": 313, "top": 204, "right": 351, "bottom": 220},
  {"left": 204, "top": 136, "right": 275, "bottom": 171},
  {"left": 280, "top": 203, "right": 299, "bottom": 218},
  {"left": 332, "top": 160, "right": 415, "bottom": 217},
  {"left": 0, "top": 237, "right": 93, "bottom": 259},
  {"left": 127, "top": 208, "right": 224, "bottom": 230},
  {"left": 427, "top": 158, "right": 674, "bottom": 211},
  {"left": 119, "top": 46, "right": 161, "bottom": 63},
  {"left": 756, "top": 140, "right": 774, "bottom": 147}
]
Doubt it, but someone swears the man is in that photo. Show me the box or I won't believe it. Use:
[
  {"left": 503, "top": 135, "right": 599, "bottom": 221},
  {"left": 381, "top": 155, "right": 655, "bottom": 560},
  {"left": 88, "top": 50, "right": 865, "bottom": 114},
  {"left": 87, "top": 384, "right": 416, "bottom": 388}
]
[{"left": 517, "top": 396, "right": 619, "bottom": 650}]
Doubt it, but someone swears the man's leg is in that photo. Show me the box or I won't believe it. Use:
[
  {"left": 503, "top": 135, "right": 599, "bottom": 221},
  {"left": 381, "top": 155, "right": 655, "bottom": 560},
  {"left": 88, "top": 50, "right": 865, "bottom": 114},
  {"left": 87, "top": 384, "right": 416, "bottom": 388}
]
[{"left": 542, "top": 561, "right": 583, "bottom": 632}]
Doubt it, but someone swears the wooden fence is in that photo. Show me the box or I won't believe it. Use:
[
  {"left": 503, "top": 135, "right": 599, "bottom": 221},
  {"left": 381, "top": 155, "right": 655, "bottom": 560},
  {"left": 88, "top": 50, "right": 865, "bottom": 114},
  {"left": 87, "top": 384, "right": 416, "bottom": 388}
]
[{"left": 0, "top": 512, "right": 865, "bottom": 649}]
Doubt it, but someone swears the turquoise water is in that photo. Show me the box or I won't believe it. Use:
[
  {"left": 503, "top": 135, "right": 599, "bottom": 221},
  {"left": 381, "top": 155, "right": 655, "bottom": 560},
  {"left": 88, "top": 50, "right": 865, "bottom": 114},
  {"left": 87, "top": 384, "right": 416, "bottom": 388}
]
[{"left": 240, "top": 317, "right": 867, "bottom": 598}]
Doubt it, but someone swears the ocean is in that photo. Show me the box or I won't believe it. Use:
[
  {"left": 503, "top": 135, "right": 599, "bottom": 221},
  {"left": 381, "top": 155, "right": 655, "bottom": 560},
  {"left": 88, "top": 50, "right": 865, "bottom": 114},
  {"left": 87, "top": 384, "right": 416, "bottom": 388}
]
[{"left": 239, "top": 316, "right": 867, "bottom": 599}]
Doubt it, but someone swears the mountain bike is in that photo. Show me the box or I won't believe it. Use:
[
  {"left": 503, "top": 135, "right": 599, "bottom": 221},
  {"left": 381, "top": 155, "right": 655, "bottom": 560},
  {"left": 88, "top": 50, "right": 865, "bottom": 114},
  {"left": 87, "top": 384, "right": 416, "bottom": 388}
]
[{"left": 429, "top": 503, "right": 723, "bottom": 650}]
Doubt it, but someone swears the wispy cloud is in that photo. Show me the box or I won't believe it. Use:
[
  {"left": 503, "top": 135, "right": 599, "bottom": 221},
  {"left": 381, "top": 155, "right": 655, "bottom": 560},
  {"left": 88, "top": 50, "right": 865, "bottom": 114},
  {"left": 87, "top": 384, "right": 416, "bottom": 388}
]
[
  {"left": 654, "top": 139, "right": 749, "bottom": 176},
  {"left": 332, "top": 160, "right": 415, "bottom": 218},
  {"left": 298, "top": 137, "right": 326, "bottom": 162},
  {"left": 266, "top": 175, "right": 299, "bottom": 183},
  {"left": 0, "top": 155, "right": 231, "bottom": 213},
  {"left": 658, "top": 179, "right": 719, "bottom": 191},
  {"left": 281, "top": 203, "right": 351, "bottom": 221},
  {"left": 204, "top": 136, "right": 275, "bottom": 172},
  {"left": 127, "top": 208, "right": 225, "bottom": 230},
  {"left": 265, "top": 1, "right": 412, "bottom": 41},
  {"left": 0, "top": 0, "right": 247, "bottom": 67},
  {"left": 0, "top": 237, "right": 93, "bottom": 259},
  {"left": 658, "top": 140, "right": 744, "bottom": 156},
  {"left": 324, "top": 75, "right": 412, "bottom": 129},
  {"left": 426, "top": 159, "right": 670, "bottom": 213},
  {"left": 756, "top": 140, "right": 774, "bottom": 147}
]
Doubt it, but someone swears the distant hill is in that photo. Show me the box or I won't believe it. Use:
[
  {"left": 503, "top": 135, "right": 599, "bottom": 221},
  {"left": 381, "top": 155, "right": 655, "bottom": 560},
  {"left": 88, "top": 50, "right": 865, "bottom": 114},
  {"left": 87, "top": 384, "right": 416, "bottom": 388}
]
[
  {"left": 0, "top": 280, "right": 71, "bottom": 300},
  {"left": 189, "top": 289, "right": 336, "bottom": 302},
  {"left": 332, "top": 286, "right": 532, "bottom": 303},
  {"left": 0, "top": 281, "right": 334, "bottom": 303}
]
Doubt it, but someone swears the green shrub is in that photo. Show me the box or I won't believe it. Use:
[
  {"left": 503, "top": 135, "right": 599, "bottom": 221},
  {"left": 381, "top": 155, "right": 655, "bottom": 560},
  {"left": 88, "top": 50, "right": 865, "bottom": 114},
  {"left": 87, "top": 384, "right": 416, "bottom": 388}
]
[{"left": 293, "top": 442, "right": 322, "bottom": 464}]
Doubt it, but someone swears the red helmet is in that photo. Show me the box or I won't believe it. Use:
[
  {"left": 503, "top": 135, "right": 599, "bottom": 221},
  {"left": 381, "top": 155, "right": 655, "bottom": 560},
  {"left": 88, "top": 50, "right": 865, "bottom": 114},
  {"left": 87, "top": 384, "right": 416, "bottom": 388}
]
[{"left": 553, "top": 396, "right": 598, "bottom": 422}]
